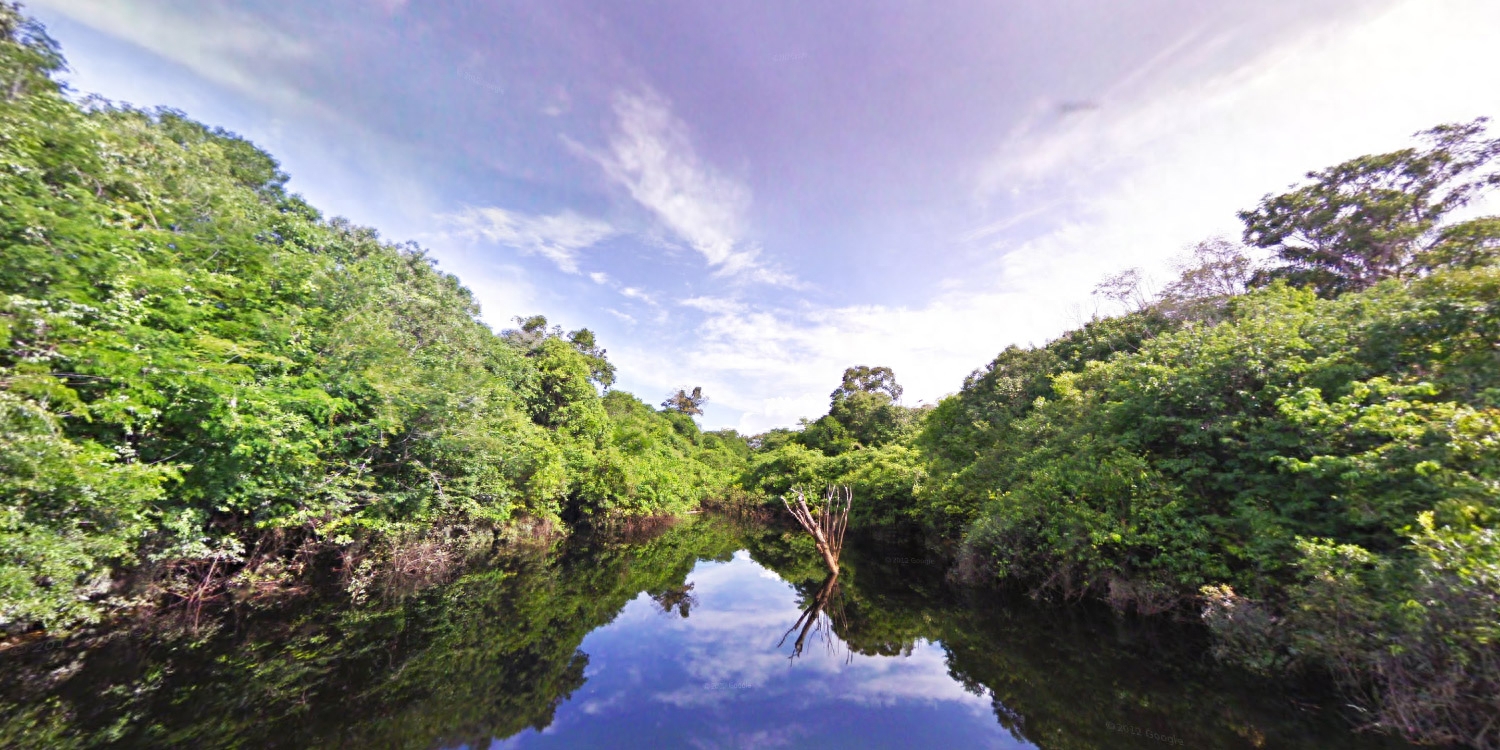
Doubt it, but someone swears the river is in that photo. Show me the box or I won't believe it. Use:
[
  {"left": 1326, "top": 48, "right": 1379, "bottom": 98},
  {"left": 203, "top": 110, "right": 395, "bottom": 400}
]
[{"left": 0, "top": 515, "right": 1413, "bottom": 748}]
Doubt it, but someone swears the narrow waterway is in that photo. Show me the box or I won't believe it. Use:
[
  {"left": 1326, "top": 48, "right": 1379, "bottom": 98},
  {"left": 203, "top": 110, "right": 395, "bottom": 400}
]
[{"left": 0, "top": 515, "right": 1412, "bottom": 749}]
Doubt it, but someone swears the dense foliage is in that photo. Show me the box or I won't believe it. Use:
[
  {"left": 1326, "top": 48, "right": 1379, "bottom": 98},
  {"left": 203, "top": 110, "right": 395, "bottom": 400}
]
[
  {"left": 740, "top": 364, "right": 930, "bottom": 527},
  {"left": 0, "top": 6, "right": 746, "bottom": 632},
  {"left": 742, "top": 121, "right": 1500, "bottom": 745},
  {"left": 1, "top": 2, "right": 1496, "bottom": 743}
]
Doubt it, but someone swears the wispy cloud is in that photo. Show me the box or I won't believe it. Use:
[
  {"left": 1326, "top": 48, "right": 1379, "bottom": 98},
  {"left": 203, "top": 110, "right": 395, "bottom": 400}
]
[
  {"left": 36, "top": 0, "right": 317, "bottom": 113},
  {"left": 606, "top": 290, "right": 1070, "bottom": 433},
  {"left": 619, "top": 286, "right": 657, "bottom": 305},
  {"left": 575, "top": 91, "right": 799, "bottom": 286},
  {"left": 445, "top": 206, "right": 614, "bottom": 274},
  {"left": 962, "top": 0, "right": 1500, "bottom": 314}
]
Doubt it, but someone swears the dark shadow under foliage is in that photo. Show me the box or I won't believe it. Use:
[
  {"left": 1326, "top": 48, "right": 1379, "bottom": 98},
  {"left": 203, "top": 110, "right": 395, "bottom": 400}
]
[{"left": 0, "top": 516, "right": 1417, "bottom": 749}]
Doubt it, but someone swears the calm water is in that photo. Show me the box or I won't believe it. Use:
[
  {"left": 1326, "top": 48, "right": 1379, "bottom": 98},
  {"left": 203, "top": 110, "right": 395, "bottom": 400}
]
[{"left": 0, "top": 515, "right": 1411, "bottom": 749}]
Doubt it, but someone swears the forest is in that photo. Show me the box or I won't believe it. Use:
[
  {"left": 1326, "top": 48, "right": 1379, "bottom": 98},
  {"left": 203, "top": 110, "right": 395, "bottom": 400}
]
[
  {"left": 0, "top": 5, "right": 748, "bottom": 631},
  {"left": 740, "top": 121, "right": 1500, "bottom": 744},
  {"left": 0, "top": 3, "right": 1496, "bottom": 747}
]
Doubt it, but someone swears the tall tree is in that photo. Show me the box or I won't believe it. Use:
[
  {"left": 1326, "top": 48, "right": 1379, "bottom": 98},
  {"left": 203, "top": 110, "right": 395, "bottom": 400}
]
[
  {"left": 1156, "top": 238, "right": 1258, "bottom": 321},
  {"left": 662, "top": 387, "right": 707, "bottom": 416},
  {"left": 0, "top": 2, "right": 62, "bottom": 101},
  {"left": 503, "top": 316, "right": 615, "bottom": 387},
  {"left": 825, "top": 366, "right": 909, "bottom": 449},
  {"left": 1092, "top": 268, "right": 1151, "bottom": 312},
  {"left": 1241, "top": 118, "right": 1500, "bottom": 295},
  {"left": 830, "top": 365, "right": 902, "bottom": 403}
]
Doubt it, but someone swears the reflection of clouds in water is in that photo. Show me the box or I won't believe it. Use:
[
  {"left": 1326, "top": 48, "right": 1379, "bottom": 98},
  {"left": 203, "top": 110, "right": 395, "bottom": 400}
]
[
  {"left": 580, "top": 690, "right": 626, "bottom": 715},
  {"left": 688, "top": 724, "right": 809, "bottom": 750},
  {"left": 638, "top": 552, "right": 993, "bottom": 714},
  {"left": 838, "top": 645, "right": 990, "bottom": 710},
  {"left": 502, "top": 547, "right": 1025, "bottom": 750}
]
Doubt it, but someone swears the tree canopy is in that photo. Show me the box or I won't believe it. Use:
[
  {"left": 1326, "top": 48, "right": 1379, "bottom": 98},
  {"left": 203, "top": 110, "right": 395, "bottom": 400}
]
[
  {"left": 741, "top": 122, "right": 1500, "bottom": 746},
  {"left": 1242, "top": 118, "right": 1500, "bottom": 295},
  {"left": 661, "top": 386, "right": 707, "bottom": 416},
  {"left": 0, "top": 8, "right": 744, "bottom": 631}
]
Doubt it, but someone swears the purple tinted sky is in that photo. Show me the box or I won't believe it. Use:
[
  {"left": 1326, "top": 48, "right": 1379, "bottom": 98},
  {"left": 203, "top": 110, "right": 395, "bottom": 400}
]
[{"left": 30, "top": 0, "right": 1500, "bottom": 431}]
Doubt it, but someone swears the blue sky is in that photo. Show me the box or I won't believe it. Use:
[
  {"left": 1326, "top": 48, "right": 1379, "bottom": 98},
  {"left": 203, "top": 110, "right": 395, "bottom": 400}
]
[{"left": 29, "top": 0, "right": 1500, "bottom": 432}]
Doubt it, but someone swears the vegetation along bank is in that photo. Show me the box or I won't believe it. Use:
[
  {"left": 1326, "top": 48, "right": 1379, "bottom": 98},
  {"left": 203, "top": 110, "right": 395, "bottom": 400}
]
[{"left": 0, "top": 4, "right": 1496, "bottom": 746}]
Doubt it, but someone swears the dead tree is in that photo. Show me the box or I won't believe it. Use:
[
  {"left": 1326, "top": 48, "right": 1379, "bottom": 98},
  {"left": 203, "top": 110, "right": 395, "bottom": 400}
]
[
  {"left": 782, "top": 485, "right": 852, "bottom": 574},
  {"left": 777, "top": 571, "right": 846, "bottom": 660}
]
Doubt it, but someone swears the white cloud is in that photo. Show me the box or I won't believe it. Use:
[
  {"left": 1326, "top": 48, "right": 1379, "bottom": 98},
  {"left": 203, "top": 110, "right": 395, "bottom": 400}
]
[
  {"left": 445, "top": 206, "right": 615, "bottom": 274},
  {"left": 622, "top": 552, "right": 997, "bottom": 715},
  {"left": 679, "top": 296, "right": 745, "bottom": 315},
  {"left": 619, "top": 286, "right": 657, "bottom": 305},
  {"left": 589, "top": 271, "right": 610, "bottom": 285},
  {"left": 974, "top": 0, "right": 1500, "bottom": 289},
  {"left": 611, "top": 290, "right": 1068, "bottom": 433},
  {"left": 35, "top": 0, "right": 317, "bottom": 113},
  {"left": 577, "top": 91, "right": 800, "bottom": 286},
  {"left": 626, "top": 0, "right": 1500, "bottom": 434}
]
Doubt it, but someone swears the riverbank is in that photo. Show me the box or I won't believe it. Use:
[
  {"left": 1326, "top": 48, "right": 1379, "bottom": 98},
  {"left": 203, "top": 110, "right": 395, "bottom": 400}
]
[{"left": 0, "top": 513, "right": 1415, "bottom": 749}]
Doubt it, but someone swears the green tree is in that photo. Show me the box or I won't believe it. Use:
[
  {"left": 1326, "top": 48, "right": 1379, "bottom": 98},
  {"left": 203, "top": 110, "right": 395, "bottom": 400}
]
[
  {"left": 1156, "top": 238, "right": 1258, "bottom": 322},
  {"left": 0, "top": 5, "right": 744, "bottom": 629},
  {"left": 826, "top": 365, "right": 912, "bottom": 449},
  {"left": 661, "top": 386, "right": 706, "bottom": 416},
  {"left": 1242, "top": 118, "right": 1500, "bottom": 295}
]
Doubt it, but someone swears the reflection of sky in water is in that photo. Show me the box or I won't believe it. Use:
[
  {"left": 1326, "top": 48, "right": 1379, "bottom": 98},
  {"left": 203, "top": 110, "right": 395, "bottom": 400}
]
[{"left": 490, "top": 551, "right": 1030, "bottom": 749}]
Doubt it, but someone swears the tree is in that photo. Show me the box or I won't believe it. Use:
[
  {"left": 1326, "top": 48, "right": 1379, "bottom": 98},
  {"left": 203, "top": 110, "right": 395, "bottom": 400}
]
[
  {"left": 830, "top": 366, "right": 902, "bottom": 403},
  {"left": 502, "top": 314, "right": 555, "bottom": 349},
  {"left": 567, "top": 327, "right": 615, "bottom": 388},
  {"left": 503, "top": 316, "right": 615, "bottom": 387},
  {"left": 0, "top": 2, "right": 63, "bottom": 101},
  {"left": 1241, "top": 118, "right": 1500, "bottom": 296},
  {"left": 1156, "top": 238, "right": 1258, "bottom": 321},
  {"left": 1092, "top": 268, "right": 1151, "bottom": 312},
  {"left": 826, "top": 366, "right": 910, "bottom": 449},
  {"left": 662, "top": 387, "right": 706, "bottom": 416}
]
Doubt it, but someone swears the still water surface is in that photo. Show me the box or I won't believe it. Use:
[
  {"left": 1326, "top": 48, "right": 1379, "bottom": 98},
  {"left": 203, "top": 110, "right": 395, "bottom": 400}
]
[
  {"left": 0, "top": 515, "right": 1411, "bottom": 749},
  {"left": 500, "top": 549, "right": 1020, "bottom": 749}
]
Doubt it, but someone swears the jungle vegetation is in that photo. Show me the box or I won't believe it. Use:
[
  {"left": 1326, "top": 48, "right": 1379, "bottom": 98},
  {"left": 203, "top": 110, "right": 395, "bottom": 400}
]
[
  {"left": 1, "top": 2, "right": 1497, "bottom": 745},
  {"left": 741, "top": 122, "right": 1500, "bottom": 745},
  {"left": 0, "top": 5, "right": 749, "bottom": 633},
  {"left": 0, "top": 515, "right": 1395, "bottom": 749}
]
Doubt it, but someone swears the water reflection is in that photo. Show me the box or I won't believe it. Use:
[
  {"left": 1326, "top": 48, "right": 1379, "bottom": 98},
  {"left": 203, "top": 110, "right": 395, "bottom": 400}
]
[
  {"left": 0, "top": 515, "right": 1413, "bottom": 749},
  {"left": 499, "top": 550, "right": 1016, "bottom": 749},
  {"left": 777, "top": 571, "right": 845, "bottom": 660}
]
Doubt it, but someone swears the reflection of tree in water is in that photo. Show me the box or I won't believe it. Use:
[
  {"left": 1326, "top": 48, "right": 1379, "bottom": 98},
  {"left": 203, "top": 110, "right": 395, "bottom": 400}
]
[
  {"left": 0, "top": 516, "right": 1414, "bottom": 750},
  {"left": 777, "top": 572, "right": 851, "bottom": 662},
  {"left": 650, "top": 582, "right": 698, "bottom": 618},
  {"left": 788, "top": 540, "right": 1416, "bottom": 750},
  {"left": 774, "top": 485, "right": 854, "bottom": 661},
  {"left": 0, "top": 516, "right": 752, "bottom": 749}
]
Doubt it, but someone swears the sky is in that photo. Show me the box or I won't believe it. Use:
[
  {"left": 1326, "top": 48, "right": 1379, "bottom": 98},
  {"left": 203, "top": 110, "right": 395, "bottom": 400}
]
[{"left": 27, "top": 0, "right": 1500, "bottom": 432}]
